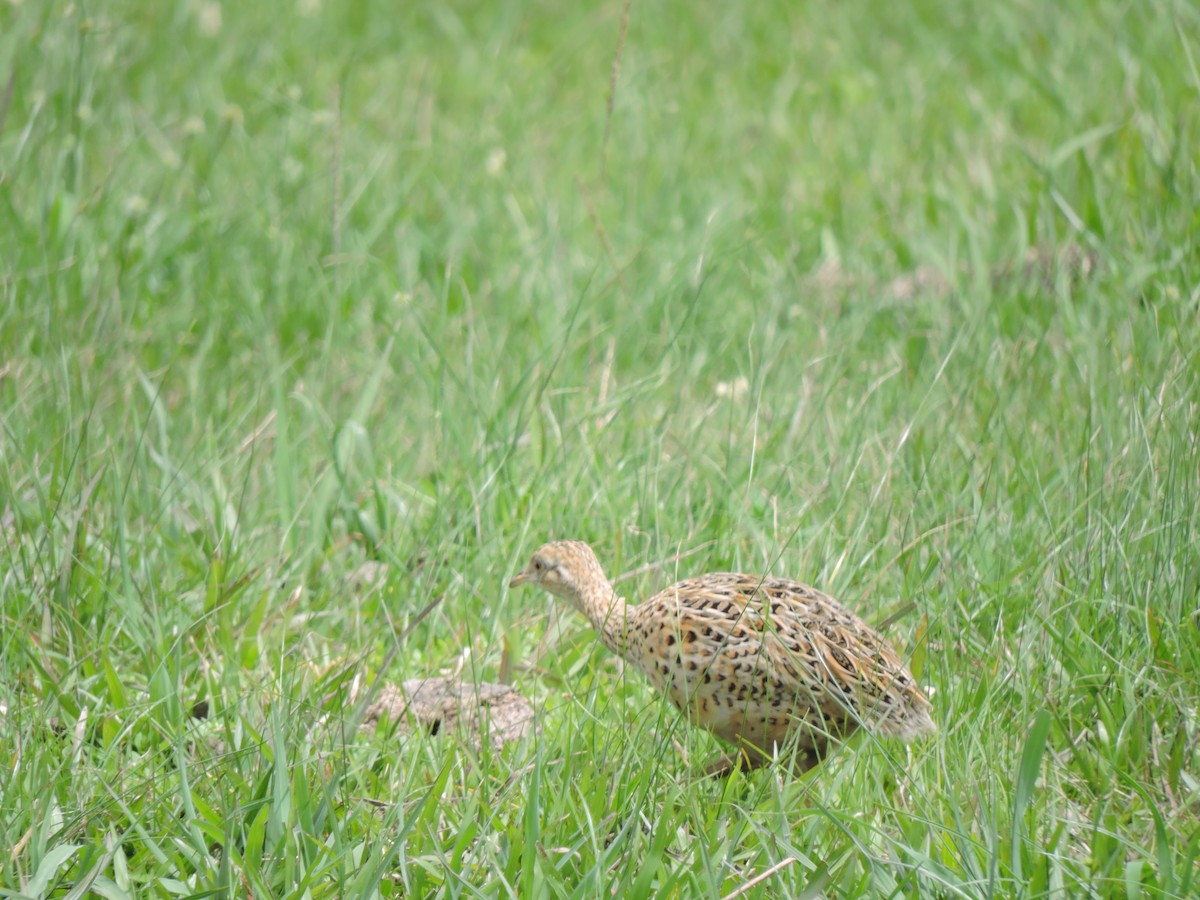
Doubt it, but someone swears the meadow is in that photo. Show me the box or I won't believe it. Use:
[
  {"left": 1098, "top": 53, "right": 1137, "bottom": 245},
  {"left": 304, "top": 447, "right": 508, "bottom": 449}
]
[{"left": 2, "top": 0, "right": 1198, "bottom": 896}]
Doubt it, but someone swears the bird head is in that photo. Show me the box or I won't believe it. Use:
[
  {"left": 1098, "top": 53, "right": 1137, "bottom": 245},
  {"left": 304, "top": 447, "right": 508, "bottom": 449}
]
[{"left": 508, "top": 540, "right": 605, "bottom": 609}]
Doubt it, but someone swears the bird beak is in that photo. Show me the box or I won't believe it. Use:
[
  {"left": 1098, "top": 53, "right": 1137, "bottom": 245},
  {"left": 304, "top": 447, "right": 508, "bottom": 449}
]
[{"left": 509, "top": 570, "right": 531, "bottom": 589}]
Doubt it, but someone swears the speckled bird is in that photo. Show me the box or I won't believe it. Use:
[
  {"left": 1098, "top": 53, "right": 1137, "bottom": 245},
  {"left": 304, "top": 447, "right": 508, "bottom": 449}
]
[{"left": 509, "top": 539, "right": 935, "bottom": 774}]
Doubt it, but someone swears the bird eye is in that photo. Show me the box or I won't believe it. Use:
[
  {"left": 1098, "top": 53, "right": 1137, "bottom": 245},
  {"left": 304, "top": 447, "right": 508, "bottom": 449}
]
[{"left": 533, "top": 559, "right": 544, "bottom": 571}]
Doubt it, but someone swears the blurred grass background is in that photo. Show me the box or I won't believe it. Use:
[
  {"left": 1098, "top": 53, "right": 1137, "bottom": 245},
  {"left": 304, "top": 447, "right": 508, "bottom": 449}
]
[{"left": 1, "top": 0, "right": 1198, "bottom": 896}]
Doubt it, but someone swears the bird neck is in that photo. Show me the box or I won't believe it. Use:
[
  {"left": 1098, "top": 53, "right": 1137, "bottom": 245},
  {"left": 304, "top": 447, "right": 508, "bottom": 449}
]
[{"left": 572, "top": 576, "right": 631, "bottom": 658}]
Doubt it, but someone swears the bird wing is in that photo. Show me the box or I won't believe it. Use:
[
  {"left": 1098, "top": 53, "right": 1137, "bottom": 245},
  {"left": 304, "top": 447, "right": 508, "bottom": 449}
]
[{"left": 641, "top": 572, "right": 931, "bottom": 735}]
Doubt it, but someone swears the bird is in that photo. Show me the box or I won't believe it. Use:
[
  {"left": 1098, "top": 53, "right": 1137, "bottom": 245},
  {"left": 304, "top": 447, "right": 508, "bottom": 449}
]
[{"left": 509, "top": 539, "right": 935, "bottom": 775}]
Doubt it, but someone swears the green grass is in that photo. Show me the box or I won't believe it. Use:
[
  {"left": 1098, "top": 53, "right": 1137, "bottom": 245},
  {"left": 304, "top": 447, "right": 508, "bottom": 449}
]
[{"left": 2, "top": 0, "right": 1199, "bottom": 895}]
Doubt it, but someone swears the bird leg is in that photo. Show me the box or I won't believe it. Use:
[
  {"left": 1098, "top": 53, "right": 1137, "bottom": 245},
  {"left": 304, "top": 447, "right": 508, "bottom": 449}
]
[
  {"left": 788, "top": 735, "right": 831, "bottom": 773},
  {"left": 703, "top": 747, "right": 771, "bottom": 777},
  {"left": 704, "top": 738, "right": 829, "bottom": 777}
]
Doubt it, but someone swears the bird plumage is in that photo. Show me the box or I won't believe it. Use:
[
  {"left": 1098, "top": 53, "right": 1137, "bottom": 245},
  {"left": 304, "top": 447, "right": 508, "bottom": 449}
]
[{"left": 509, "top": 539, "right": 934, "bottom": 773}]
